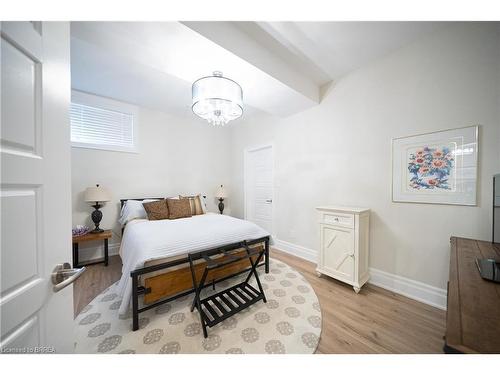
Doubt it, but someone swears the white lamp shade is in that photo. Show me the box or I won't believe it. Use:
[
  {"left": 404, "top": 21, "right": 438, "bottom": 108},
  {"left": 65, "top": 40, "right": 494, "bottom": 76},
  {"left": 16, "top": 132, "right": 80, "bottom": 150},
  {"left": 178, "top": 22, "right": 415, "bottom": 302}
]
[
  {"left": 84, "top": 184, "right": 111, "bottom": 203},
  {"left": 192, "top": 72, "right": 243, "bottom": 126},
  {"left": 215, "top": 185, "right": 227, "bottom": 199}
]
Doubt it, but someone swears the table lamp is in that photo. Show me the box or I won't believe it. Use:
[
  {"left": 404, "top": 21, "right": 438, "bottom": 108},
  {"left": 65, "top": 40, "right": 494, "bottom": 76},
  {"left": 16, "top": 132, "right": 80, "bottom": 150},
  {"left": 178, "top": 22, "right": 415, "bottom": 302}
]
[
  {"left": 84, "top": 184, "right": 111, "bottom": 233},
  {"left": 215, "top": 184, "right": 227, "bottom": 214}
]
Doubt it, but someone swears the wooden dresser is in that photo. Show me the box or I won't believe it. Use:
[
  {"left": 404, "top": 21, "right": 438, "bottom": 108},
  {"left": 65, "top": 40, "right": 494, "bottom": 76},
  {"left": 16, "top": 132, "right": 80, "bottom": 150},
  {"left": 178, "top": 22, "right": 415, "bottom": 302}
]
[{"left": 445, "top": 237, "right": 500, "bottom": 353}]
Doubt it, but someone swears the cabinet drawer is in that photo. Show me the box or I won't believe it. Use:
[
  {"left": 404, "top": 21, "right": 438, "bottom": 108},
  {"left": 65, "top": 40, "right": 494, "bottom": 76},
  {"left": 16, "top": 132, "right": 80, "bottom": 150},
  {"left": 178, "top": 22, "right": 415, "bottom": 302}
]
[{"left": 321, "top": 212, "right": 354, "bottom": 228}]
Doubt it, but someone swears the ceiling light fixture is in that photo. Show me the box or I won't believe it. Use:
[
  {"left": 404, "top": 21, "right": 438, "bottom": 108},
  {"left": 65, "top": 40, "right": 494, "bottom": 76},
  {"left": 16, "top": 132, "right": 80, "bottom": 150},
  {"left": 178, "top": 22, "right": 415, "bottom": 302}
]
[{"left": 192, "top": 71, "right": 243, "bottom": 126}]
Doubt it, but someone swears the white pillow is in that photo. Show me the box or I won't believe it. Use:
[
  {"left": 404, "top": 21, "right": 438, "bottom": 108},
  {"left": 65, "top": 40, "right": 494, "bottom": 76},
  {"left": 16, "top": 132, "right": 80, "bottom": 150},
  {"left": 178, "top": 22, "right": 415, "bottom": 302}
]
[
  {"left": 200, "top": 195, "right": 207, "bottom": 213},
  {"left": 119, "top": 199, "right": 158, "bottom": 226}
]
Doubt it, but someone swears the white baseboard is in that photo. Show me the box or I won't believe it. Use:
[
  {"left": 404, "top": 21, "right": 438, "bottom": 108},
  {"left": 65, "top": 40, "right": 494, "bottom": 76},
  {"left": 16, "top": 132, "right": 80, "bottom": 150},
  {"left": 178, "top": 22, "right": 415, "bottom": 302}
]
[
  {"left": 368, "top": 268, "right": 447, "bottom": 310},
  {"left": 77, "top": 242, "right": 120, "bottom": 263},
  {"left": 273, "top": 239, "right": 317, "bottom": 263},
  {"left": 272, "top": 238, "right": 447, "bottom": 310}
]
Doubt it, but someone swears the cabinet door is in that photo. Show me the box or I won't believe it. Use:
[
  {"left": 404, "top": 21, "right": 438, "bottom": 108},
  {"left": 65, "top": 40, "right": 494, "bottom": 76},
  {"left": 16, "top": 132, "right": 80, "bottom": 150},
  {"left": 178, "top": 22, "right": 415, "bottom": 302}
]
[{"left": 321, "top": 225, "right": 354, "bottom": 282}]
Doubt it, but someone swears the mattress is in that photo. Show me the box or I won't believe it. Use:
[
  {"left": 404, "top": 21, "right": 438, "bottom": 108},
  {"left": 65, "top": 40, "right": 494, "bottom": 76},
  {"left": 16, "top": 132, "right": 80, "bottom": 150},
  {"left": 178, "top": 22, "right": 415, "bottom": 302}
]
[{"left": 115, "top": 213, "right": 271, "bottom": 315}]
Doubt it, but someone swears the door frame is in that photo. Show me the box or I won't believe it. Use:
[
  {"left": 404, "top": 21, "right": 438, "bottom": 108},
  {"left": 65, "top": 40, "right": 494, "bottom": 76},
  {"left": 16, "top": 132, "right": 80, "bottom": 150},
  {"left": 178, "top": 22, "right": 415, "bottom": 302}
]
[{"left": 243, "top": 143, "right": 274, "bottom": 236}]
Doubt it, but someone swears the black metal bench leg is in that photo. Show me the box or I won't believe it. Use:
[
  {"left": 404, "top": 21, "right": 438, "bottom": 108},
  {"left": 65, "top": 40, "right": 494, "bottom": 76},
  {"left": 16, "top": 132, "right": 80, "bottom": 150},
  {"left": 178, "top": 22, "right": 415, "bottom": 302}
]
[
  {"left": 244, "top": 248, "right": 267, "bottom": 303},
  {"left": 254, "top": 255, "right": 267, "bottom": 303},
  {"left": 104, "top": 238, "right": 109, "bottom": 266},
  {"left": 191, "top": 267, "right": 208, "bottom": 312},
  {"left": 191, "top": 267, "right": 209, "bottom": 337},
  {"left": 201, "top": 320, "right": 208, "bottom": 338},
  {"left": 188, "top": 256, "right": 198, "bottom": 312},
  {"left": 244, "top": 251, "right": 264, "bottom": 283},
  {"left": 132, "top": 274, "right": 139, "bottom": 331},
  {"left": 265, "top": 238, "right": 270, "bottom": 273}
]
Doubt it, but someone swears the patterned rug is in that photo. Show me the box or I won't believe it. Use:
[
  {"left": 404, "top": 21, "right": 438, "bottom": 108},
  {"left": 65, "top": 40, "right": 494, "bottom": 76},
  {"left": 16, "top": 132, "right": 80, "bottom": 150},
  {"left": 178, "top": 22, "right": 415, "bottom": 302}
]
[{"left": 74, "top": 258, "right": 322, "bottom": 354}]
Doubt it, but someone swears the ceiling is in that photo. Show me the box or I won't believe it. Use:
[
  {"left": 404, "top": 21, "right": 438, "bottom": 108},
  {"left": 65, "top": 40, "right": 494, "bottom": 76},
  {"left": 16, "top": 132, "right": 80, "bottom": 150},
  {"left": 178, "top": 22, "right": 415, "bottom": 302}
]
[
  {"left": 71, "top": 21, "right": 447, "bottom": 122},
  {"left": 254, "top": 22, "right": 445, "bottom": 85}
]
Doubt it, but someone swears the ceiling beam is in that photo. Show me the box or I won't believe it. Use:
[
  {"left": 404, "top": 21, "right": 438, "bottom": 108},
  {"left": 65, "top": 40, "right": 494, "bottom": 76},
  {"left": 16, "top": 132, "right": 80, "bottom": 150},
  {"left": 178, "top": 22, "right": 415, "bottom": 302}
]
[{"left": 182, "top": 21, "right": 320, "bottom": 105}]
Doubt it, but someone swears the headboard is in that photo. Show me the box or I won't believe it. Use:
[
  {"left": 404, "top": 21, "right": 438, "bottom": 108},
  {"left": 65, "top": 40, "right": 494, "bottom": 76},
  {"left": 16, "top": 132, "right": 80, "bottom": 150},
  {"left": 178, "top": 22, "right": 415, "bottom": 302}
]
[
  {"left": 120, "top": 197, "right": 164, "bottom": 209},
  {"left": 120, "top": 195, "right": 208, "bottom": 209}
]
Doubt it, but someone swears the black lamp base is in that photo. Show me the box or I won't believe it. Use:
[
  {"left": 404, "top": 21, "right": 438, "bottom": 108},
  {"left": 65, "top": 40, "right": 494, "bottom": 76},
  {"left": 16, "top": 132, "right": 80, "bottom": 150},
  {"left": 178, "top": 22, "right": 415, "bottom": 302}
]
[
  {"left": 218, "top": 198, "right": 225, "bottom": 214},
  {"left": 90, "top": 202, "right": 104, "bottom": 233}
]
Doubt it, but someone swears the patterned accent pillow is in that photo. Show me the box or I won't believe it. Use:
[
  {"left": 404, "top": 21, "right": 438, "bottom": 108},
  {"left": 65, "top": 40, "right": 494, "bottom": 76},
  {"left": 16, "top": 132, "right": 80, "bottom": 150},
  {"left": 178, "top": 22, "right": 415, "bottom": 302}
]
[
  {"left": 142, "top": 199, "right": 169, "bottom": 220},
  {"left": 167, "top": 198, "right": 192, "bottom": 219},
  {"left": 179, "top": 194, "right": 204, "bottom": 215}
]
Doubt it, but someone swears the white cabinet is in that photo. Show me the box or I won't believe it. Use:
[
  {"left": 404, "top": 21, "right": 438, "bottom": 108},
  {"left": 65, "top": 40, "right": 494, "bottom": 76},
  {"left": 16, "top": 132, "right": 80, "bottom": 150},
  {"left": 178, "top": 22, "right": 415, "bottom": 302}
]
[{"left": 316, "top": 206, "right": 370, "bottom": 293}]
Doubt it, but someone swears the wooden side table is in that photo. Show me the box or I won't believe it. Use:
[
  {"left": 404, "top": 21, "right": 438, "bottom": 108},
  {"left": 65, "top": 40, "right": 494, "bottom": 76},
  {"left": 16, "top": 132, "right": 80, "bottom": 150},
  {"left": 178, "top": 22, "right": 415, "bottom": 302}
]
[{"left": 72, "top": 230, "right": 112, "bottom": 268}]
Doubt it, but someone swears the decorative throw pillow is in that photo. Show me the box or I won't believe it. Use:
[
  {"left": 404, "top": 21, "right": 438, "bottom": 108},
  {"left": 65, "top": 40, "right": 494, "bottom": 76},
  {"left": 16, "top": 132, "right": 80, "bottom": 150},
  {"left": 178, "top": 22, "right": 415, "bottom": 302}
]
[
  {"left": 179, "top": 194, "right": 204, "bottom": 215},
  {"left": 167, "top": 198, "right": 192, "bottom": 219},
  {"left": 142, "top": 199, "right": 169, "bottom": 220}
]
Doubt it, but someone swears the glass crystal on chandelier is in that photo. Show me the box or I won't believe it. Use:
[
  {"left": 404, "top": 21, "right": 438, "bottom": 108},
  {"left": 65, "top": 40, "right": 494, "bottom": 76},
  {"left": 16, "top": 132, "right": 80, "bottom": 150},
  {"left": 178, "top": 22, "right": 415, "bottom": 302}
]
[{"left": 192, "top": 71, "right": 243, "bottom": 126}]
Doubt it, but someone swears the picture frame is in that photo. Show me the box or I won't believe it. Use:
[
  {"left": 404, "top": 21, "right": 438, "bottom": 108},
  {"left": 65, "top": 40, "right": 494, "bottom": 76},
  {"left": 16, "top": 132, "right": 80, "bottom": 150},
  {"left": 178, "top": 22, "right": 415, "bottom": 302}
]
[{"left": 392, "top": 125, "right": 479, "bottom": 205}]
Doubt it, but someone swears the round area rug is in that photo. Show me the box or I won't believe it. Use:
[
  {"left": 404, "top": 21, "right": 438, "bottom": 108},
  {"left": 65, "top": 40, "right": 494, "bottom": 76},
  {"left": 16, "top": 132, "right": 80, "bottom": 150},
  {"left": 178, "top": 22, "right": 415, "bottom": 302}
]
[{"left": 74, "top": 258, "right": 322, "bottom": 354}]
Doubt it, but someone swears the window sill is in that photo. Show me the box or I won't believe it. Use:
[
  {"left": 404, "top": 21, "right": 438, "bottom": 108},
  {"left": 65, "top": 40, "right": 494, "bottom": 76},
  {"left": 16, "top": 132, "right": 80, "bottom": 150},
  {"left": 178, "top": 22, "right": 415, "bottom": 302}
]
[{"left": 71, "top": 142, "right": 138, "bottom": 154}]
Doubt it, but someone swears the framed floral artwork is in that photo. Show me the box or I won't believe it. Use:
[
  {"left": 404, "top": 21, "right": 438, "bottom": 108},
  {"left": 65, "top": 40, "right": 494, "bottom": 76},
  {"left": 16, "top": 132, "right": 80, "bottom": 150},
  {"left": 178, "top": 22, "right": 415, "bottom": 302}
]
[{"left": 392, "top": 125, "right": 478, "bottom": 205}]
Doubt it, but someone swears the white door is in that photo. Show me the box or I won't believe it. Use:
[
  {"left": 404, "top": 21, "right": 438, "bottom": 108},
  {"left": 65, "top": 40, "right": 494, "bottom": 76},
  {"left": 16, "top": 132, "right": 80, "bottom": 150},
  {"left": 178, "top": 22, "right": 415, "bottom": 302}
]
[
  {"left": 245, "top": 145, "right": 273, "bottom": 234},
  {"left": 1, "top": 22, "right": 74, "bottom": 353}
]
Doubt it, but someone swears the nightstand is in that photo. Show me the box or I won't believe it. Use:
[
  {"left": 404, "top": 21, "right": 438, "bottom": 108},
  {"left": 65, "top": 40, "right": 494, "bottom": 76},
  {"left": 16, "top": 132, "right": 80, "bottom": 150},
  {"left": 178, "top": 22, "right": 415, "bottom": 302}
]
[{"left": 72, "top": 230, "right": 112, "bottom": 268}]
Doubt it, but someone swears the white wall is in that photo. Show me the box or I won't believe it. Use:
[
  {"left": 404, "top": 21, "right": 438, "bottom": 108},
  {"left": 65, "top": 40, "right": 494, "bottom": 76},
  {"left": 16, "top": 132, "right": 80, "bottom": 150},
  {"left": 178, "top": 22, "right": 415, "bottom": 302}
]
[
  {"left": 229, "top": 23, "right": 500, "bottom": 290},
  {"left": 71, "top": 94, "right": 232, "bottom": 261}
]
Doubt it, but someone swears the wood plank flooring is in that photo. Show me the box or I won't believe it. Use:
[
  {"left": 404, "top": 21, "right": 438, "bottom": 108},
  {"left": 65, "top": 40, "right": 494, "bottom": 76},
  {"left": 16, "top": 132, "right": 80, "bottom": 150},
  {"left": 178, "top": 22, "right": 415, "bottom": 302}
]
[
  {"left": 271, "top": 249, "right": 446, "bottom": 353},
  {"left": 73, "top": 249, "right": 446, "bottom": 353},
  {"left": 73, "top": 254, "right": 122, "bottom": 318}
]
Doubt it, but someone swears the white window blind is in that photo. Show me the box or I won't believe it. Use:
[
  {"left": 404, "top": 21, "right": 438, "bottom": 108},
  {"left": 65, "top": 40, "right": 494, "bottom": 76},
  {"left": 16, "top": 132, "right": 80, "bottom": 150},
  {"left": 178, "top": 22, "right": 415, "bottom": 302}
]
[{"left": 70, "top": 102, "right": 135, "bottom": 152}]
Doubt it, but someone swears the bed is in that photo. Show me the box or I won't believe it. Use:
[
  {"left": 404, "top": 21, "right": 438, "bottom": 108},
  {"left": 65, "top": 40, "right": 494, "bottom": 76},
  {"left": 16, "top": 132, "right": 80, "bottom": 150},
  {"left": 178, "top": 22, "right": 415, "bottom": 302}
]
[{"left": 116, "top": 198, "right": 271, "bottom": 330}]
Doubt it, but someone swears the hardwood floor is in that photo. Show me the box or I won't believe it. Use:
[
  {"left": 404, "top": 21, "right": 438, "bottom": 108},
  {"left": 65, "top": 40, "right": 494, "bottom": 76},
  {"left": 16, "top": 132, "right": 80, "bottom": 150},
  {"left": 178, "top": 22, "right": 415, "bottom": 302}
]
[
  {"left": 73, "top": 249, "right": 446, "bottom": 353},
  {"left": 271, "top": 249, "right": 446, "bottom": 354},
  {"left": 73, "top": 255, "right": 122, "bottom": 318}
]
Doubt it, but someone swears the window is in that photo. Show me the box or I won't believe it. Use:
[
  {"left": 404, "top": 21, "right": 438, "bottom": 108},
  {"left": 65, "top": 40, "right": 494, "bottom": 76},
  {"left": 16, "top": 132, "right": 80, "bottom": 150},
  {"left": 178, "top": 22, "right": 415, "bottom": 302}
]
[{"left": 70, "top": 93, "right": 136, "bottom": 153}]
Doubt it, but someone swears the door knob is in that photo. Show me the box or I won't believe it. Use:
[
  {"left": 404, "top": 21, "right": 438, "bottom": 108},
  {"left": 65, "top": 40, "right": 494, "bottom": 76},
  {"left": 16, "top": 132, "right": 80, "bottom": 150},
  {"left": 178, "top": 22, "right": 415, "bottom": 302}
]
[
  {"left": 265, "top": 199, "right": 273, "bottom": 203},
  {"left": 51, "top": 263, "right": 86, "bottom": 292}
]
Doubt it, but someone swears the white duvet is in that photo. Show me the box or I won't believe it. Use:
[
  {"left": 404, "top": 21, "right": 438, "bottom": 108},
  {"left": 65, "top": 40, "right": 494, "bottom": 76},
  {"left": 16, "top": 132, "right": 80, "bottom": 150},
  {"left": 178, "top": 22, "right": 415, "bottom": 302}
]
[{"left": 115, "top": 213, "right": 271, "bottom": 314}]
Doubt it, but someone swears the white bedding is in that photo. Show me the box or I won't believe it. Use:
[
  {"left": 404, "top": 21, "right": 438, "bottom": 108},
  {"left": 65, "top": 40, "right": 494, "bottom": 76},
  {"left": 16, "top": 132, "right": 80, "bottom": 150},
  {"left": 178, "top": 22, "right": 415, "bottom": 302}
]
[{"left": 116, "top": 213, "right": 271, "bottom": 314}]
